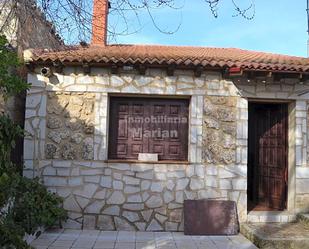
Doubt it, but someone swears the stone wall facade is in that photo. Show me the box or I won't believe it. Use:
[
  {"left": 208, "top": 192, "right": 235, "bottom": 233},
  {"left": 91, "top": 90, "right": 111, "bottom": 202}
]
[
  {"left": 24, "top": 66, "right": 309, "bottom": 229},
  {"left": 45, "top": 92, "right": 95, "bottom": 160},
  {"left": 203, "top": 96, "right": 237, "bottom": 165},
  {"left": 296, "top": 102, "right": 309, "bottom": 212},
  {"left": 39, "top": 161, "right": 241, "bottom": 230}
]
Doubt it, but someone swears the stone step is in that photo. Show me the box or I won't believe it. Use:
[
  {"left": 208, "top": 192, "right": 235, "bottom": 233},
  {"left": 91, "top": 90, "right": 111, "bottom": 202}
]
[
  {"left": 297, "top": 213, "right": 309, "bottom": 226},
  {"left": 241, "top": 222, "right": 309, "bottom": 249}
]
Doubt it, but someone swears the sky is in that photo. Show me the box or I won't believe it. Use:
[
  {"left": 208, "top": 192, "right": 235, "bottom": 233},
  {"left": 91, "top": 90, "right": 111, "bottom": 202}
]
[{"left": 109, "top": 0, "right": 309, "bottom": 57}]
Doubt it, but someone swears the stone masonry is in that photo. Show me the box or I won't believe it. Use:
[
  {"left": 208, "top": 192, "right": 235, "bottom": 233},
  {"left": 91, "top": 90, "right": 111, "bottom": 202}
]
[
  {"left": 45, "top": 92, "right": 95, "bottom": 160},
  {"left": 203, "top": 96, "right": 237, "bottom": 165},
  {"left": 24, "top": 66, "right": 309, "bottom": 230}
]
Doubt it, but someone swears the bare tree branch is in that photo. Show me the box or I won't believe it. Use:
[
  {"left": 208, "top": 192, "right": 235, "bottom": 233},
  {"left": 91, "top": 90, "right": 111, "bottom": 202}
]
[{"left": 0, "top": 0, "right": 256, "bottom": 45}]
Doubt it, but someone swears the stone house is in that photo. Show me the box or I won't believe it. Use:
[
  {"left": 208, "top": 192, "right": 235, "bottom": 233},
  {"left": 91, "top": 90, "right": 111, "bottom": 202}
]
[{"left": 23, "top": 0, "right": 309, "bottom": 230}]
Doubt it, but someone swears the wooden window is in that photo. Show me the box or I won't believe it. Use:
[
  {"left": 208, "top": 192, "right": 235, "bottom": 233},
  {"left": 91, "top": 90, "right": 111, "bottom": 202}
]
[{"left": 108, "top": 97, "right": 189, "bottom": 161}]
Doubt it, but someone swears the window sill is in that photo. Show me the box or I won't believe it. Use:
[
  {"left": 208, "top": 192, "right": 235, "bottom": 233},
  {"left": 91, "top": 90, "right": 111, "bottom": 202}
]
[{"left": 105, "top": 160, "right": 190, "bottom": 165}]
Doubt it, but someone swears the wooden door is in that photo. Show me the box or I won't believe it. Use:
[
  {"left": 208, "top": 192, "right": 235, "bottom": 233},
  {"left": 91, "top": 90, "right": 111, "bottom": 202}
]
[{"left": 248, "top": 103, "right": 288, "bottom": 211}]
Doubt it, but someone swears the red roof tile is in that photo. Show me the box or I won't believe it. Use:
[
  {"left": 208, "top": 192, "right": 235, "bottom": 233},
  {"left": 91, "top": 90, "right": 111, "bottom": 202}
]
[{"left": 30, "top": 44, "right": 309, "bottom": 73}]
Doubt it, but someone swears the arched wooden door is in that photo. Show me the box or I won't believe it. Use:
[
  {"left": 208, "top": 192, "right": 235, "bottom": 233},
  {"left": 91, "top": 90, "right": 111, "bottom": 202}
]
[{"left": 248, "top": 103, "right": 288, "bottom": 211}]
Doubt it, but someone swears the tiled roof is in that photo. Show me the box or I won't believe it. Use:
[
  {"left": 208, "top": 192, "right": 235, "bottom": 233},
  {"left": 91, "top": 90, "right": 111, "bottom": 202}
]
[{"left": 29, "top": 44, "right": 309, "bottom": 73}]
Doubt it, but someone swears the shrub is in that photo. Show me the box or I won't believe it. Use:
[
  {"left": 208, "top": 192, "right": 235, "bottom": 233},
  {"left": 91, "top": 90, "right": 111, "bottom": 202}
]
[{"left": 0, "top": 35, "right": 67, "bottom": 249}]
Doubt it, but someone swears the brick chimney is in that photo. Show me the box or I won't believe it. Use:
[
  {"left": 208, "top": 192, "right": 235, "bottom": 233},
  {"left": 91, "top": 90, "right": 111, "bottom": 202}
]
[{"left": 92, "top": 0, "right": 109, "bottom": 46}]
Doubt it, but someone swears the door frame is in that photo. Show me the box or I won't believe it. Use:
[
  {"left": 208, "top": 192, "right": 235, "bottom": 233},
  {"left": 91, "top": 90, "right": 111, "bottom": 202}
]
[{"left": 247, "top": 99, "right": 296, "bottom": 213}]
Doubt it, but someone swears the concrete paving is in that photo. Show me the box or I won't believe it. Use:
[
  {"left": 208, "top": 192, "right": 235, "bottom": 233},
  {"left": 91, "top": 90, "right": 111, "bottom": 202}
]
[
  {"left": 241, "top": 222, "right": 309, "bottom": 249},
  {"left": 30, "top": 229, "right": 258, "bottom": 249}
]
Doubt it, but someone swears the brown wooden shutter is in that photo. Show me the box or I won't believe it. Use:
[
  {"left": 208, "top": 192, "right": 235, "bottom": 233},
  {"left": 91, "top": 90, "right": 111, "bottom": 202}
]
[{"left": 108, "top": 97, "right": 189, "bottom": 161}]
